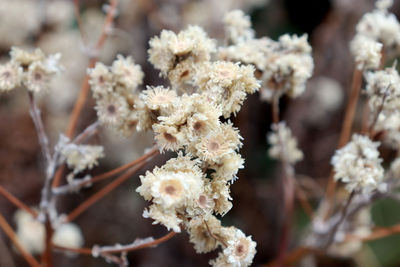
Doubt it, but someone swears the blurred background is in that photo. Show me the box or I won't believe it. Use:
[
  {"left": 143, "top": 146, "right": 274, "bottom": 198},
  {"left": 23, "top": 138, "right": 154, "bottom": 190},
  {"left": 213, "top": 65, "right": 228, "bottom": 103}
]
[{"left": 1, "top": 0, "right": 400, "bottom": 266}]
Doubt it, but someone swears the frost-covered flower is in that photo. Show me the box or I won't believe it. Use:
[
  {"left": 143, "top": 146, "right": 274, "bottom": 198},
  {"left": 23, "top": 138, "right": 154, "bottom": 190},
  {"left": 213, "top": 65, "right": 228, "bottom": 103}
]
[
  {"left": 142, "top": 86, "right": 177, "bottom": 112},
  {"left": 355, "top": 0, "right": 400, "bottom": 56},
  {"left": 23, "top": 62, "right": 52, "bottom": 93},
  {"left": 61, "top": 143, "right": 104, "bottom": 174},
  {"left": 10, "top": 47, "right": 45, "bottom": 67},
  {"left": 95, "top": 93, "right": 130, "bottom": 127},
  {"left": 350, "top": 35, "right": 382, "bottom": 70},
  {"left": 111, "top": 55, "right": 143, "bottom": 89},
  {"left": 223, "top": 10, "right": 254, "bottom": 44},
  {"left": 148, "top": 25, "right": 216, "bottom": 75},
  {"left": 331, "top": 134, "right": 385, "bottom": 194},
  {"left": 0, "top": 62, "right": 22, "bottom": 92},
  {"left": 268, "top": 122, "right": 303, "bottom": 164},
  {"left": 210, "top": 228, "right": 256, "bottom": 267},
  {"left": 52, "top": 223, "right": 84, "bottom": 249},
  {"left": 187, "top": 216, "right": 222, "bottom": 253},
  {"left": 364, "top": 67, "right": 400, "bottom": 114},
  {"left": 88, "top": 62, "right": 113, "bottom": 97}
]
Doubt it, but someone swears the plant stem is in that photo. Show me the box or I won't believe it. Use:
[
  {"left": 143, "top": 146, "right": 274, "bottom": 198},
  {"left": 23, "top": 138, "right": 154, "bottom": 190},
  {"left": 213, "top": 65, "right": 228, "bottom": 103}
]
[
  {"left": 324, "top": 67, "right": 362, "bottom": 220},
  {"left": 0, "top": 186, "right": 38, "bottom": 218}
]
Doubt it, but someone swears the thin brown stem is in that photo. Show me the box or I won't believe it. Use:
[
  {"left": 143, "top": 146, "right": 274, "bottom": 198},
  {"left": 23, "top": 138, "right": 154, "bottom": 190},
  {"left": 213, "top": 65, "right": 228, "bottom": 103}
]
[
  {"left": 84, "top": 147, "right": 159, "bottom": 186},
  {"left": 324, "top": 68, "right": 362, "bottom": 220},
  {"left": 277, "top": 163, "right": 295, "bottom": 267},
  {"left": 272, "top": 96, "right": 280, "bottom": 124},
  {"left": 361, "top": 100, "right": 370, "bottom": 134},
  {"left": 0, "top": 213, "right": 41, "bottom": 267},
  {"left": 65, "top": 160, "right": 150, "bottom": 223},
  {"left": 294, "top": 182, "right": 314, "bottom": 220},
  {"left": 204, "top": 219, "right": 228, "bottom": 248},
  {"left": 52, "top": 148, "right": 159, "bottom": 195},
  {"left": 65, "top": 0, "right": 119, "bottom": 139},
  {"left": 42, "top": 218, "right": 54, "bottom": 267},
  {"left": 0, "top": 186, "right": 38, "bottom": 218},
  {"left": 73, "top": 0, "right": 87, "bottom": 46},
  {"left": 346, "top": 223, "right": 400, "bottom": 242},
  {"left": 54, "top": 0, "right": 119, "bottom": 188}
]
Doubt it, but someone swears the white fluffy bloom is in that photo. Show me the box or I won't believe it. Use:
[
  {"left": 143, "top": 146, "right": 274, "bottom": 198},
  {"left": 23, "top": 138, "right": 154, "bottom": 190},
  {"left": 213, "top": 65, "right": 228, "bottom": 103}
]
[
  {"left": 331, "top": 134, "right": 385, "bottom": 194},
  {"left": 210, "top": 228, "right": 256, "bottom": 267},
  {"left": 364, "top": 67, "right": 400, "bottom": 113},
  {"left": 14, "top": 209, "right": 84, "bottom": 255},
  {"left": 61, "top": 143, "right": 104, "bottom": 173},
  {"left": 14, "top": 209, "right": 45, "bottom": 255},
  {"left": 223, "top": 10, "right": 254, "bottom": 44},
  {"left": 355, "top": 3, "right": 400, "bottom": 55},
  {"left": 268, "top": 122, "right": 303, "bottom": 164},
  {"left": 350, "top": 35, "right": 382, "bottom": 70},
  {"left": 52, "top": 223, "right": 84, "bottom": 249}
]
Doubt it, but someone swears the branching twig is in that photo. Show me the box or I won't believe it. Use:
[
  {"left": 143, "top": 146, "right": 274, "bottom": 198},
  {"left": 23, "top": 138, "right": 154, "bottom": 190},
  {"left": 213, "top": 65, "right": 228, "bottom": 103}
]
[
  {"left": 53, "top": 231, "right": 176, "bottom": 255},
  {"left": 53, "top": 147, "right": 159, "bottom": 195},
  {"left": 28, "top": 92, "right": 51, "bottom": 170},
  {"left": 64, "top": 153, "right": 157, "bottom": 222}
]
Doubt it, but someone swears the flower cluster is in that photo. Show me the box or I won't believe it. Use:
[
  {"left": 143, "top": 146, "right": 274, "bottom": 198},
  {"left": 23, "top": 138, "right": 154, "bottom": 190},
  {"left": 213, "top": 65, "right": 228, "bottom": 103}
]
[
  {"left": 56, "top": 135, "right": 104, "bottom": 174},
  {"left": 351, "top": 0, "right": 400, "bottom": 67},
  {"left": 0, "top": 47, "right": 61, "bottom": 93},
  {"left": 148, "top": 25, "right": 216, "bottom": 88},
  {"left": 219, "top": 10, "right": 314, "bottom": 102},
  {"left": 331, "top": 134, "right": 385, "bottom": 194},
  {"left": 267, "top": 122, "right": 303, "bottom": 165},
  {"left": 137, "top": 20, "right": 259, "bottom": 266},
  {"left": 88, "top": 55, "right": 150, "bottom": 135}
]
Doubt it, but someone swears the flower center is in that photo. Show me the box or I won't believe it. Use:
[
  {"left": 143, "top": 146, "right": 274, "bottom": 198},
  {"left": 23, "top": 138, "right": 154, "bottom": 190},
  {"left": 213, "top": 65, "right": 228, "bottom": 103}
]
[{"left": 163, "top": 132, "right": 177, "bottom": 143}]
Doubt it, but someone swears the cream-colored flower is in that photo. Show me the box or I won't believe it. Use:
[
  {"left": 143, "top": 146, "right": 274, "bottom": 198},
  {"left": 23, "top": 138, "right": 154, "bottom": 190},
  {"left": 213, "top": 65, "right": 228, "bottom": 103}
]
[
  {"left": 0, "top": 62, "right": 22, "bottom": 92},
  {"left": 95, "top": 93, "right": 129, "bottom": 127},
  {"left": 268, "top": 122, "right": 303, "bottom": 164},
  {"left": 142, "top": 86, "right": 177, "bottom": 113},
  {"left": 153, "top": 123, "right": 186, "bottom": 152},
  {"left": 88, "top": 62, "right": 113, "bottom": 97},
  {"left": 10, "top": 47, "right": 45, "bottom": 67},
  {"left": 111, "top": 55, "right": 144, "bottom": 90},
  {"left": 187, "top": 216, "right": 222, "bottom": 253},
  {"left": 223, "top": 10, "right": 254, "bottom": 44},
  {"left": 61, "top": 143, "right": 104, "bottom": 174},
  {"left": 23, "top": 62, "right": 52, "bottom": 93},
  {"left": 331, "top": 134, "right": 385, "bottom": 194}
]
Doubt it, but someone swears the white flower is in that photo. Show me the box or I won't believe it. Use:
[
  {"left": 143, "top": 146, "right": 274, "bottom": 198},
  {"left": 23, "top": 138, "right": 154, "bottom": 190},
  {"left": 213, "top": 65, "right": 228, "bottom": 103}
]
[
  {"left": 350, "top": 35, "right": 382, "bottom": 70},
  {"left": 268, "top": 122, "right": 303, "bottom": 164},
  {"left": 331, "top": 134, "right": 384, "bottom": 194},
  {"left": 61, "top": 143, "right": 104, "bottom": 174}
]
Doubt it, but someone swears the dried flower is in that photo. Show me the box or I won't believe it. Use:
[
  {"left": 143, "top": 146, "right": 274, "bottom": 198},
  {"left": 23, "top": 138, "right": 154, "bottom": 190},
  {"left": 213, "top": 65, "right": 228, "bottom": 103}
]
[
  {"left": 268, "top": 122, "right": 303, "bottom": 164},
  {"left": 210, "top": 228, "right": 256, "bottom": 267},
  {"left": 61, "top": 142, "right": 104, "bottom": 174},
  {"left": 111, "top": 55, "right": 144, "bottom": 89},
  {"left": 0, "top": 62, "right": 22, "bottom": 92},
  {"left": 331, "top": 134, "right": 385, "bottom": 194},
  {"left": 223, "top": 10, "right": 254, "bottom": 44}
]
